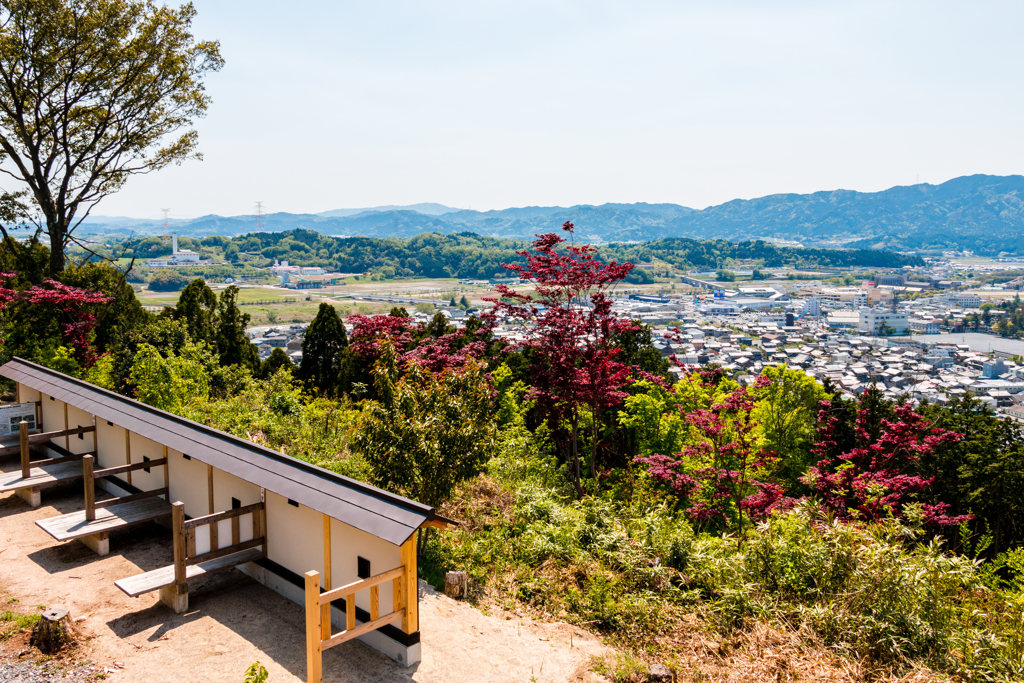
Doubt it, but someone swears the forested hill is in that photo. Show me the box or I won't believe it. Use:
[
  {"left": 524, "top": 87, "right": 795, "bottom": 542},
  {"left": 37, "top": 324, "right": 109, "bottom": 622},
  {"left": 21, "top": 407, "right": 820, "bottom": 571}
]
[
  {"left": 87, "top": 175, "right": 1024, "bottom": 255},
  {"left": 133, "top": 230, "right": 921, "bottom": 280}
]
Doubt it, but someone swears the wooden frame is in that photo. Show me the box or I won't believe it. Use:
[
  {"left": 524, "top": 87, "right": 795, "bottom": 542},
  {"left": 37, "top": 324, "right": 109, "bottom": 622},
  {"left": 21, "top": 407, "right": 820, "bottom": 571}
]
[
  {"left": 0, "top": 424, "right": 96, "bottom": 458},
  {"left": 169, "top": 500, "right": 267, "bottom": 585},
  {"left": 82, "top": 454, "right": 169, "bottom": 522}
]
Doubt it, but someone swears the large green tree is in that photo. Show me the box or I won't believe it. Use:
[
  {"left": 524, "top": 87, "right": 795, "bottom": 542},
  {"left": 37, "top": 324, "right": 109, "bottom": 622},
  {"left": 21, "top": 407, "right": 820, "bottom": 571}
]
[
  {"left": 175, "top": 278, "right": 217, "bottom": 344},
  {"left": 0, "top": 0, "right": 223, "bottom": 275},
  {"left": 299, "top": 302, "right": 347, "bottom": 396},
  {"left": 214, "top": 285, "right": 257, "bottom": 370}
]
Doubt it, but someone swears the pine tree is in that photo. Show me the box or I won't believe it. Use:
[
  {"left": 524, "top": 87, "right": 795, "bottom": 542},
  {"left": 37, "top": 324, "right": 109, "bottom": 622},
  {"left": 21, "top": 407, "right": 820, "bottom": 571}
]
[
  {"left": 299, "top": 302, "right": 348, "bottom": 396},
  {"left": 449, "top": 296, "right": 457, "bottom": 307},
  {"left": 459, "top": 295, "right": 469, "bottom": 309}
]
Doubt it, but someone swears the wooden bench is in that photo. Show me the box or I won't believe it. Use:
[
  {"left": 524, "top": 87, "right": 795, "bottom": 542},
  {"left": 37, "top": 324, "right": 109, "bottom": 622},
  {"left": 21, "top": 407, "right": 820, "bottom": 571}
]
[
  {"left": 0, "top": 421, "right": 96, "bottom": 507},
  {"left": 32, "top": 454, "right": 170, "bottom": 556},
  {"left": 115, "top": 500, "right": 267, "bottom": 614}
]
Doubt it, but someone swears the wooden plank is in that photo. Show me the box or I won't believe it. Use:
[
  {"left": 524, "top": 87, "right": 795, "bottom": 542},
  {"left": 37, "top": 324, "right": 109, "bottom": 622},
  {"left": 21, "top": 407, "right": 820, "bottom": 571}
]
[
  {"left": 172, "top": 502, "right": 186, "bottom": 587},
  {"left": 38, "top": 451, "right": 93, "bottom": 465},
  {"left": 393, "top": 577, "right": 401, "bottom": 616},
  {"left": 305, "top": 571, "right": 322, "bottom": 683},
  {"left": 345, "top": 594, "right": 356, "bottom": 631},
  {"left": 186, "top": 527, "right": 196, "bottom": 558},
  {"left": 320, "top": 566, "right": 405, "bottom": 606},
  {"left": 0, "top": 459, "right": 84, "bottom": 493},
  {"left": 185, "top": 537, "right": 264, "bottom": 566},
  {"left": 35, "top": 497, "right": 173, "bottom": 542},
  {"left": 162, "top": 445, "right": 169, "bottom": 491},
  {"left": 63, "top": 403, "right": 68, "bottom": 451},
  {"left": 93, "top": 487, "right": 168, "bottom": 510},
  {"left": 401, "top": 534, "right": 418, "bottom": 634},
  {"left": 183, "top": 502, "right": 264, "bottom": 530},
  {"left": 251, "top": 507, "right": 261, "bottom": 540},
  {"left": 93, "top": 457, "right": 166, "bottom": 479},
  {"left": 322, "top": 610, "right": 404, "bottom": 651},
  {"left": 114, "top": 547, "right": 264, "bottom": 597},
  {"left": 83, "top": 455, "right": 95, "bottom": 522},
  {"left": 370, "top": 586, "right": 379, "bottom": 621}
]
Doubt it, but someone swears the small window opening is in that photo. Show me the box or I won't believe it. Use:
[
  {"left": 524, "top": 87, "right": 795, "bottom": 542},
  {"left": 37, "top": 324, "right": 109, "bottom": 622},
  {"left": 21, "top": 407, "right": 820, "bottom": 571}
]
[
  {"left": 287, "top": 499, "right": 299, "bottom": 508},
  {"left": 143, "top": 455, "right": 151, "bottom": 473},
  {"left": 182, "top": 453, "right": 191, "bottom": 460},
  {"left": 231, "top": 497, "right": 241, "bottom": 509},
  {"left": 357, "top": 556, "right": 371, "bottom": 579}
]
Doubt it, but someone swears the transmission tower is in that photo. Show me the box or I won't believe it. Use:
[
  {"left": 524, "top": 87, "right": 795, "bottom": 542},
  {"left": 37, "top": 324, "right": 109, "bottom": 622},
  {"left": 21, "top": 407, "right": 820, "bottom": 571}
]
[{"left": 255, "top": 201, "right": 265, "bottom": 232}]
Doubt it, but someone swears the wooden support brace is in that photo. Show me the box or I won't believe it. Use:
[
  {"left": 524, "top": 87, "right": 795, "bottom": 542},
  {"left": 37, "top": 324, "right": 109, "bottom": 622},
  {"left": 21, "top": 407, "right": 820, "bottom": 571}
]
[
  {"left": 400, "top": 534, "right": 418, "bottom": 634},
  {"left": 370, "top": 586, "right": 379, "bottom": 620},
  {"left": 162, "top": 446, "right": 169, "bottom": 492},
  {"left": 83, "top": 455, "right": 95, "bottom": 522},
  {"left": 305, "top": 571, "right": 322, "bottom": 683},
  {"left": 321, "top": 514, "right": 331, "bottom": 641},
  {"left": 124, "top": 429, "right": 132, "bottom": 486},
  {"left": 63, "top": 403, "right": 68, "bottom": 451},
  {"left": 19, "top": 420, "right": 29, "bottom": 479},
  {"left": 207, "top": 465, "right": 218, "bottom": 551},
  {"left": 172, "top": 502, "right": 186, "bottom": 590}
]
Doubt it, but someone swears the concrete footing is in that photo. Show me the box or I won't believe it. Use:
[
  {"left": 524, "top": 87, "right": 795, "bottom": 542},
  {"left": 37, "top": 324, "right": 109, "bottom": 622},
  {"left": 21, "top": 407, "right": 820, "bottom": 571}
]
[
  {"left": 159, "top": 584, "right": 188, "bottom": 614},
  {"left": 80, "top": 532, "right": 109, "bottom": 556},
  {"left": 16, "top": 486, "right": 40, "bottom": 507}
]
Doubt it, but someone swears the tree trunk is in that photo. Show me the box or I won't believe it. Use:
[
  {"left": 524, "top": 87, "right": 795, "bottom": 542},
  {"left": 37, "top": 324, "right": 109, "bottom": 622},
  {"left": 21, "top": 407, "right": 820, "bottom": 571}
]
[
  {"left": 30, "top": 608, "right": 76, "bottom": 654},
  {"left": 47, "top": 219, "right": 65, "bottom": 276}
]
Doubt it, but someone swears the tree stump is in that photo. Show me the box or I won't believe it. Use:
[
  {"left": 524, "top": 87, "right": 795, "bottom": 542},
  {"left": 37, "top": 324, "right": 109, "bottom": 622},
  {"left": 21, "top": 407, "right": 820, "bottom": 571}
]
[
  {"left": 30, "top": 608, "right": 76, "bottom": 654},
  {"left": 647, "top": 664, "right": 674, "bottom": 682},
  {"left": 444, "top": 571, "right": 468, "bottom": 599}
]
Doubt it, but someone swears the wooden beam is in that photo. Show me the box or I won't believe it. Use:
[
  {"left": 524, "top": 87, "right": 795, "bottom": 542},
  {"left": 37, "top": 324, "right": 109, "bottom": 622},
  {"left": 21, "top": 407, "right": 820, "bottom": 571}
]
[
  {"left": 93, "top": 487, "right": 168, "bottom": 510},
  {"left": 370, "top": 585, "right": 379, "bottom": 621},
  {"left": 400, "top": 534, "right": 418, "bottom": 634},
  {"left": 322, "top": 514, "right": 332, "bottom": 641},
  {"left": 83, "top": 455, "right": 95, "bottom": 522},
  {"left": 63, "top": 403, "right": 68, "bottom": 451},
  {"left": 162, "top": 446, "right": 169, "bottom": 492},
  {"left": 322, "top": 610, "right": 403, "bottom": 652},
  {"left": 320, "top": 566, "right": 405, "bottom": 606},
  {"left": 124, "top": 429, "right": 132, "bottom": 486},
  {"left": 185, "top": 537, "right": 265, "bottom": 566},
  {"left": 207, "top": 465, "right": 217, "bottom": 551},
  {"left": 420, "top": 518, "right": 451, "bottom": 530},
  {"left": 183, "top": 502, "right": 264, "bottom": 530},
  {"left": 92, "top": 417, "right": 97, "bottom": 457},
  {"left": 172, "top": 502, "right": 186, "bottom": 588},
  {"left": 345, "top": 593, "right": 356, "bottom": 631},
  {"left": 19, "top": 420, "right": 29, "bottom": 479},
  {"left": 304, "top": 571, "right": 322, "bottom": 683},
  {"left": 93, "top": 458, "right": 167, "bottom": 479}
]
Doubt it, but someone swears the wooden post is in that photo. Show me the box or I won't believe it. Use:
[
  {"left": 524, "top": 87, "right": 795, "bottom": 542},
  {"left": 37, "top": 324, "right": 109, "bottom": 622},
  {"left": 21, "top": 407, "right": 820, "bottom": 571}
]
[
  {"left": 124, "top": 429, "right": 132, "bottom": 486},
  {"left": 162, "top": 445, "right": 169, "bottom": 492},
  {"left": 370, "top": 585, "right": 379, "bottom": 621},
  {"left": 63, "top": 403, "right": 69, "bottom": 450},
  {"left": 322, "top": 514, "right": 332, "bottom": 640},
  {"left": 172, "top": 502, "right": 186, "bottom": 587},
  {"left": 207, "top": 465, "right": 218, "bottom": 551},
  {"left": 19, "top": 420, "right": 30, "bottom": 479},
  {"left": 400, "top": 534, "right": 418, "bottom": 634},
  {"left": 92, "top": 417, "right": 97, "bottom": 457},
  {"left": 304, "top": 570, "right": 322, "bottom": 683},
  {"left": 83, "top": 455, "right": 95, "bottom": 522}
]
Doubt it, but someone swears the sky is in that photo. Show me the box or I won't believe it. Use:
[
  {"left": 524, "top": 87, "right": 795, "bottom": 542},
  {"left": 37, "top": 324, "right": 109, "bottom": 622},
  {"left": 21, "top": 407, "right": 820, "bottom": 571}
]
[{"left": 95, "top": 0, "right": 1024, "bottom": 220}]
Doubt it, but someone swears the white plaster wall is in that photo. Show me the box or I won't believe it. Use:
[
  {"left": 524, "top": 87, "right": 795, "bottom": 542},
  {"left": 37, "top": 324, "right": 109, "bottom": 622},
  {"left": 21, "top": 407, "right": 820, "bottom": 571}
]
[
  {"left": 17, "top": 384, "right": 40, "bottom": 403},
  {"left": 125, "top": 432, "right": 167, "bottom": 492},
  {"left": 266, "top": 490, "right": 324, "bottom": 579},
  {"left": 94, "top": 420, "right": 126, "bottom": 470},
  {"left": 65, "top": 405, "right": 95, "bottom": 455},
  {"left": 39, "top": 394, "right": 62, "bottom": 436},
  {"left": 211, "top": 468, "right": 261, "bottom": 549},
  {"left": 329, "top": 518, "right": 401, "bottom": 613},
  {"left": 167, "top": 449, "right": 208, "bottom": 519}
]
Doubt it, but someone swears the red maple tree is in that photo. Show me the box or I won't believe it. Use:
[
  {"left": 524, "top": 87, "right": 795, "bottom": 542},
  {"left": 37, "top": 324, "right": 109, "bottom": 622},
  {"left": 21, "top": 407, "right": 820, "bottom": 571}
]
[
  {"left": 484, "top": 221, "right": 637, "bottom": 494},
  {"left": 802, "top": 400, "right": 969, "bottom": 526}
]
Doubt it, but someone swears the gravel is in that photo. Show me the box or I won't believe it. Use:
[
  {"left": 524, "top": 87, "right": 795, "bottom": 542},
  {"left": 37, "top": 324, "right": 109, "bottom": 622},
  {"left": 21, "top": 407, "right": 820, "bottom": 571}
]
[{"left": 0, "top": 658, "right": 100, "bottom": 682}]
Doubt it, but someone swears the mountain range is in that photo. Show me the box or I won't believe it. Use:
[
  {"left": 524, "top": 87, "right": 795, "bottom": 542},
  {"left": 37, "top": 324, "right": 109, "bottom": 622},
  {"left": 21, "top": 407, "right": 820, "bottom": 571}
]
[{"left": 82, "top": 175, "right": 1024, "bottom": 255}]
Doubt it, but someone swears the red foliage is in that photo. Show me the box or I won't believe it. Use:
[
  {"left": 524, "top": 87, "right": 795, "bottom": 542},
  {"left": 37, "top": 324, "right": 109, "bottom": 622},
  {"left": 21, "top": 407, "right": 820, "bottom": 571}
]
[
  {"left": 348, "top": 314, "right": 487, "bottom": 374},
  {"left": 802, "top": 400, "right": 969, "bottom": 526},
  {"left": 636, "top": 374, "right": 793, "bottom": 534},
  {"left": 483, "top": 222, "right": 638, "bottom": 490},
  {"left": 0, "top": 275, "right": 111, "bottom": 367},
  {"left": 348, "top": 314, "right": 414, "bottom": 357}
]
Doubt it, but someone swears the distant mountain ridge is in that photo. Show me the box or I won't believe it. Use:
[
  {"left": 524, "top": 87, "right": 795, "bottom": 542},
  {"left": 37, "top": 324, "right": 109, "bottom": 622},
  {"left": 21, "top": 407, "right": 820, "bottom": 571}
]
[{"left": 82, "top": 175, "right": 1024, "bottom": 255}]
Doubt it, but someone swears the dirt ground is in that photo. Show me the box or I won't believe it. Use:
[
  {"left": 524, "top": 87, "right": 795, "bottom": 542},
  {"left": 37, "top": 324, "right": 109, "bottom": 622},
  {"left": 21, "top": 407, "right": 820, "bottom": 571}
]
[{"left": 0, "top": 477, "right": 608, "bottom": 683}]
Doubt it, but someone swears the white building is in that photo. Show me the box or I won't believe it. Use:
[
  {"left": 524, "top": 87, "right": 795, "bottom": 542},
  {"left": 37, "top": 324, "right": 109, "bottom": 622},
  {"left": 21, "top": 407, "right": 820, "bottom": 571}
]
[
  {"left": 799, "top": 297, "right": 821, "bottom": 317},
  {"left": 146, "top": 233, "right": 203, "bottom": 267},
  {"left": 857, "top": 307, "right": 910, "bottom": 335}
]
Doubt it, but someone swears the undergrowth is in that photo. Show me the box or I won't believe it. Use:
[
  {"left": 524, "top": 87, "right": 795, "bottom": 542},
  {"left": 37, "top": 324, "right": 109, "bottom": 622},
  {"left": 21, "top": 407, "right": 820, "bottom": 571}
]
[{"left": 423, "top": 424, "right": 1024, "bottom": 682}]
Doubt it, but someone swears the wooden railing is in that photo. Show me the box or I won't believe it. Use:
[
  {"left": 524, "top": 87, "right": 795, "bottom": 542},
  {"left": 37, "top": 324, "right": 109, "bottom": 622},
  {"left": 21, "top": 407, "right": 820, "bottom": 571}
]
[
  {"left": 181, "top": 501, "right": 266, "bottom": 562},
  {"left": 12, "top": 421, "right": 96, "bottom": 476},
  {"left": 304, "top": 565, "right": 407, "bottom": 683},
  {"left": 82, "top": 454, "right": 168, "bottom": 521}
]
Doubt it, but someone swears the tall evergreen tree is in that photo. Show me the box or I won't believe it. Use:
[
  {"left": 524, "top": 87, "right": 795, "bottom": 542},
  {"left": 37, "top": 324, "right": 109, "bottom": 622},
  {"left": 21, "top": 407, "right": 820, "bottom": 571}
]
[
  {"left": 299, "top": 302, "right": 348, "bottom": 396},
  {"left": 175, "top": 278, "right": 217, "bottom": 344},
  {"left": 215, "top": 285, "right": 258, "bottom": 369}
]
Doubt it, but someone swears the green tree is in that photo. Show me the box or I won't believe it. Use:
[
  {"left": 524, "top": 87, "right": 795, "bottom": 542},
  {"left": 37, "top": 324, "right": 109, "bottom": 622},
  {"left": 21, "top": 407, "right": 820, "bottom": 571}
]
[
  {"left": 129, "top": 342, "right": 210, "bottom": 412},
  {"left": 215, "top": 285, "right": 258, "bottom": 370},
  {"left": 175, "top": 278, "right": 217, "bottom": 344},
  {"left": 0, "top": 0, "right": 223, "bottom": 275},
  {"left": 299, "top": 302, "right": 348, "bottom": 396},
  {"left": 459, "top": 295, "right": 469, "bottom": 309},
  {"left": 449, "top": 296, "right": 457, "bottom": 307},
  {"left": 258, "top": 347, "right": 294, "bottom": 380},
  {"left": 351, "top": 339, "right": 496, "bottom": 548}
]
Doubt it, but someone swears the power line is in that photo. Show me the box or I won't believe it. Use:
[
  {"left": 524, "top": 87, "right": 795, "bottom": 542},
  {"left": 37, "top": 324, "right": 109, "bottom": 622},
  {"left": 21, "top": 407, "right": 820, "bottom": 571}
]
[{"left": 255, "top": 201, "right": 265, "bottom": 232}]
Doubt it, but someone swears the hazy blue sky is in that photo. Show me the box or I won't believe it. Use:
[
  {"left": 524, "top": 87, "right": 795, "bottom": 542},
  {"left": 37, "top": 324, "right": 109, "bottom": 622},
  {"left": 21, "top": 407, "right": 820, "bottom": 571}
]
[{"left": 98, "top": 0, "right": 1024, "bottom": 219}]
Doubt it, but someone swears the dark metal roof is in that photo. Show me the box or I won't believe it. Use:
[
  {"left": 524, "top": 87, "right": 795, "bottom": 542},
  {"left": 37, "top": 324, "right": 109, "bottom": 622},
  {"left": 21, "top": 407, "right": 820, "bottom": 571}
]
[{"left": 1, "top": 357, "right": 443, "bottom": 546}]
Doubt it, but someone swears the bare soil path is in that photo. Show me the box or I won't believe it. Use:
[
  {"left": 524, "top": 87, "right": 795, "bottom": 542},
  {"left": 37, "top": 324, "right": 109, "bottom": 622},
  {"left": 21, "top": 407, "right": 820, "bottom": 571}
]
[{"left": 0, "top": 478, "right": 608, "bottom": 683}]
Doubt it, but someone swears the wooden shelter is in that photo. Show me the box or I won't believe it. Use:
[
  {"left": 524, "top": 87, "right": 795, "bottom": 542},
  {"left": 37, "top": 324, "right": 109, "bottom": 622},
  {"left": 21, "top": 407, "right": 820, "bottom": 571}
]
[{"left": 0, "top": 358, "right": 451, "bottom": 668}]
